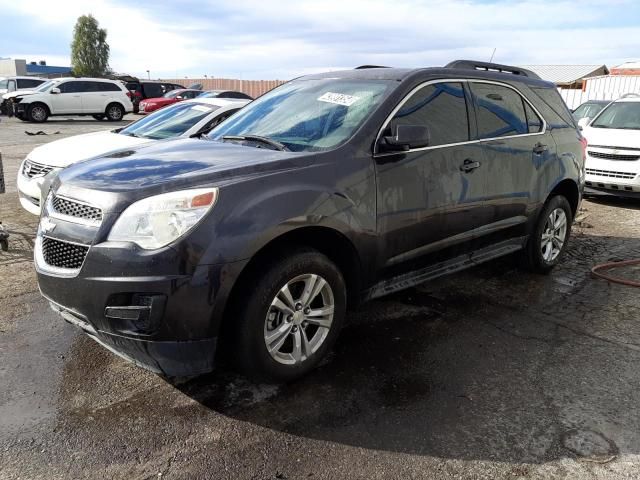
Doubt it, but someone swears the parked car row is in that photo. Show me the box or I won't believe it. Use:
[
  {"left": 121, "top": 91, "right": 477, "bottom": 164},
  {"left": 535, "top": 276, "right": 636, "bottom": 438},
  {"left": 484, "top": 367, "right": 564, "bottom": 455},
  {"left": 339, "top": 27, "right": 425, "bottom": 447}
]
[
  {"left": 25, "top": 60, "right": 586, "bottom": 383},
  {"left": 1, "top": 73, "right": 254, "bottom": 121}
]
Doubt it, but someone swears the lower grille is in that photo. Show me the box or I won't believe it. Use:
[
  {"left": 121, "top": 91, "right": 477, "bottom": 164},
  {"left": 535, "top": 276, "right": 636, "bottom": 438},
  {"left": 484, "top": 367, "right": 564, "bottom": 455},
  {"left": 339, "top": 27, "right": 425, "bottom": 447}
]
[
  {"left": 23, "top": 159, "right": 54, "bottom": 178},
  {"left": 585, "top": 168, "right": 636, "bottom": 180},
  {"left": 41, "top": 237, "right": 89, "bottom": 269},
  {"left": 588, "top": 151, "right": 640, "bottom": 161}
]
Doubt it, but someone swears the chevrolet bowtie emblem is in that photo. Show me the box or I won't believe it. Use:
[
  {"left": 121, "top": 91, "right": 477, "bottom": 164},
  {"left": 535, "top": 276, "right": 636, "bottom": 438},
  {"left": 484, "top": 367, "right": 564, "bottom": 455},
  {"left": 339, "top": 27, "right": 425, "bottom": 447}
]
[{"left": 40, "top": 217, "right": 56, "bottom": 234}]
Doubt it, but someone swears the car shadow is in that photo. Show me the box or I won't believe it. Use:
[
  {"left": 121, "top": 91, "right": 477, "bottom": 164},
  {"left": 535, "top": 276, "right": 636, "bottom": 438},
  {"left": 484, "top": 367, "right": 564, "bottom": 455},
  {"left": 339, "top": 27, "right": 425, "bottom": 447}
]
[
  {"left": 584, "top": 194, "right": 640, "bottom": 211},
  {"left": 173, "top": 232, "right": 640, "bottom": 464}
]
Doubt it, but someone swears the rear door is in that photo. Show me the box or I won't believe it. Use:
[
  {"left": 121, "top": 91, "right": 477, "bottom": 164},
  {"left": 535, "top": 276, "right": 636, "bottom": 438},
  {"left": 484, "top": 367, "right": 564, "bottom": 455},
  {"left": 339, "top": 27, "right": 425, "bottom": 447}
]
[
  {"left": 375, "top": 80, "right": 487, "bottom": 270},
  {"left": 469, "top": 81, "right": 551, "bottom": 241},
  {"left": 81, "top": 81, "right": 106, "bottom": 113}
]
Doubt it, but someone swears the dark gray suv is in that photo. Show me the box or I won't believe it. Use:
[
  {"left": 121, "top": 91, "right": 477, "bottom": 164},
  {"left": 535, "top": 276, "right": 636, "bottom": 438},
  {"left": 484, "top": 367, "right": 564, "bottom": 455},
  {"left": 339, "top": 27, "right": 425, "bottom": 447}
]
[{"left": 36, "top": 61, "right": 585, "bottom": 381}]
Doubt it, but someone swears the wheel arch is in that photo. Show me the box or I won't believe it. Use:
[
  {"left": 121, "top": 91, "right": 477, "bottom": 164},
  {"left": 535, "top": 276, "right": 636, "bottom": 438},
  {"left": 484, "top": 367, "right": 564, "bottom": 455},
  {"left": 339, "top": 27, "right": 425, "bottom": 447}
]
[
  {"left": 215, "top": 225, "right": 363, "bottom": 352},
  {"left": 548, "top": 178, "right": 580, "bottom": 217}
]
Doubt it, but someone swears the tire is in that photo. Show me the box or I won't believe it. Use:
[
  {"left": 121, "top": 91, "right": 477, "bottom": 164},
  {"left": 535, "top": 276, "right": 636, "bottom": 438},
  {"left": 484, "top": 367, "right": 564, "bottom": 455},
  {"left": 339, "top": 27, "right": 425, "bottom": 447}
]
[
  {"left": 27, "top": 103, "right": 49, "bottom": 123},
  {"left": 521, "top": 195, "right": 573, "bottom": 273},
  {"left": 0, "top": 240, "right": 7, "bottom": 252},
  {"left": 92, "top": 114, "right": 106, "bottom": 121},
  {"left": 105, "top": 103, "right": 124, "bottom": 121},
  {"left": 232, "top": 249, "right": 347, "bottom": 382}
]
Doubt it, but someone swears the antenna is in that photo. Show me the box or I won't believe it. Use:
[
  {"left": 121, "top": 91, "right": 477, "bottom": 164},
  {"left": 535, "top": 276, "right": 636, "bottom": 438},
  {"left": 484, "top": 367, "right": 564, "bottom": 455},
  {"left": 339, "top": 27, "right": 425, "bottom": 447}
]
[{"left": 489, "top": 48, "right": 497, "bottom": 63}]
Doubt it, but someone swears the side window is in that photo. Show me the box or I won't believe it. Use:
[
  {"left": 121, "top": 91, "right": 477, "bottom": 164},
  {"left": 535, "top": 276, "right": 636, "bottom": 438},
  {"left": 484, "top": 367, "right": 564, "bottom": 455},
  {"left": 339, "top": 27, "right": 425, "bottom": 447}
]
[
  {"left": 390, "top": 82, "right": 470, "bottom": 147},
  {"left": 524, "top": 102, "right": 543, "bottom": 133},
  {"left": 85, "top": 82, "right": 103, "bottom": 92},
  {"left": 59, "top": 81, "right": 85, "bottom": 93},
  {"left": 7, "top": 79, "right": 16, "bottom": 92},
  {"left": 97, "top": 82, "right": 121, "bottom": 92},
  {"left": 183, "top": 91, "right": 198, "bottom": 99},
  {"left": 531, "top": 87, "right": 576, "bottom": 128},
  {"left": 471, "top": 83, "right": 528, "bottom": 139},
  {"left": 143, "top": 84, "right": 163, "bottom": 98}
]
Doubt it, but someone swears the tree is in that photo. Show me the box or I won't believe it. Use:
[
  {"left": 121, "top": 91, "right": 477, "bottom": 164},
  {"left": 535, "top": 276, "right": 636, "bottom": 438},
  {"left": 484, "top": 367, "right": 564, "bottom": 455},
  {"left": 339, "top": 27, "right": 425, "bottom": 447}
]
[{"left": 70, "top": 15, "right": 110, "bottom": 77}]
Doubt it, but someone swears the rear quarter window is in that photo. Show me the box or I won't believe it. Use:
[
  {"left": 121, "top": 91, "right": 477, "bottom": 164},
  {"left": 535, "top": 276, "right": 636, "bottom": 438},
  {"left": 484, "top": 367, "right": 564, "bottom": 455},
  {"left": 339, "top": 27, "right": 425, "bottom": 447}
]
[{"left": 530, "top": 86, "right": 576, "bottom": 128}]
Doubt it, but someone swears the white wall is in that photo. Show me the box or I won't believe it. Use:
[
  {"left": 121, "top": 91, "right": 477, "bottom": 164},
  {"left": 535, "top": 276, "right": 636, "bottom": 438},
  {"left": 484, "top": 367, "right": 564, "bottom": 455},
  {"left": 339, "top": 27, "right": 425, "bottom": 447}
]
[
  {"left": 0, "top": 59, "right": 26, "bottom": 77},
  {"left": 559, "top": 75, "right": 640, "bottom": 110}
]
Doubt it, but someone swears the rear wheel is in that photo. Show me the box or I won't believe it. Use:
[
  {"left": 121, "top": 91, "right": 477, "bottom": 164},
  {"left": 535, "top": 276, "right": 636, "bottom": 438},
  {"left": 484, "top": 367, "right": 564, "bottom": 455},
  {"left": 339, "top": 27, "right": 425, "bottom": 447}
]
[
  {"left": 521, "top": 195, "right": 572, "bottom": 273},
  {"left": 27, "top": 103, "right": 48, "bottom": 123},
  {"left": 232, "top": 249, "right": 346, "bottom": 382},
  {"left": 105, "top": 103, "right": 124, "bottom": 121}
]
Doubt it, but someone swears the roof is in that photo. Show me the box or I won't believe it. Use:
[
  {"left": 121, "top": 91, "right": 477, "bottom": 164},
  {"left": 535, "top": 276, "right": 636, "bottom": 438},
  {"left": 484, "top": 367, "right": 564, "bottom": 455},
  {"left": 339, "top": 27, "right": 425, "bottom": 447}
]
[
  {"left": 610, "top": 61, "right": 640, "bottom": 75},
  {"left": 518, "top": 65, "right": 609, "bottom": 84}
]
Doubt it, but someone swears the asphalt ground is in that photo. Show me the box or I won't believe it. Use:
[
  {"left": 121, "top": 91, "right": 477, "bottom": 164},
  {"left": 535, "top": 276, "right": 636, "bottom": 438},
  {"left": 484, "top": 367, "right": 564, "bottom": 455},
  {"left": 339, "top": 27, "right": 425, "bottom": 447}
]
[{"left": 1, "top": 115, "right": 640, "bottom": 479}]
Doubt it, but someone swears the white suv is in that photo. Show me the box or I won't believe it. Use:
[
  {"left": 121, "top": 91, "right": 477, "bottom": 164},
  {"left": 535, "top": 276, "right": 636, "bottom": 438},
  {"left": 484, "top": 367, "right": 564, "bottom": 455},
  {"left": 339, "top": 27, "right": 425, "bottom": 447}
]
[
  {"left": 581, "top": 95, "right": 640, "bottom": 198},
  {"left": 10, "top": 77, "right": 133, "bottom": 122}
]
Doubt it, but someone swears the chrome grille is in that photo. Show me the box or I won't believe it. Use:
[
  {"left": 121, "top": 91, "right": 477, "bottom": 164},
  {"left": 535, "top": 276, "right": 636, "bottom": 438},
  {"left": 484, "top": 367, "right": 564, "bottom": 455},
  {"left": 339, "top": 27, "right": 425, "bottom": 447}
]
[
  {"left": 52, "top": 196, "right": 102, "bottom": 222},
  {"left": 585, "top": 168, "right": 636, "bottom": 179},
  {"left": 41, "top": 237, "right": 89, "bottom": 269},
  {"left": 23, "top": 159, "right": 54, "bottom": 178},
  {"left": 588, "top": 151, "right": 640, "bottom": 161}
]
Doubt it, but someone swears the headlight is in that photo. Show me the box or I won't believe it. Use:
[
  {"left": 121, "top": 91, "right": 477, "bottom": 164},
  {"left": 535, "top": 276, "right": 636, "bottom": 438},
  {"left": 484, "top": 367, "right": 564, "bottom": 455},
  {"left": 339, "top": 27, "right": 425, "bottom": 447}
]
[{"left": 108, "top": 188, "right": 218, "bottom": 249}]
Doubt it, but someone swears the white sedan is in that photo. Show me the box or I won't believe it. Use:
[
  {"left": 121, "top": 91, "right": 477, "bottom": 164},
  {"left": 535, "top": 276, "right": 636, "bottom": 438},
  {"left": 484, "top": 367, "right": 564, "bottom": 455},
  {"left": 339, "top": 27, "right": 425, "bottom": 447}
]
[{"left": 17, "top": 97, "right": 249, "bottom": 215}]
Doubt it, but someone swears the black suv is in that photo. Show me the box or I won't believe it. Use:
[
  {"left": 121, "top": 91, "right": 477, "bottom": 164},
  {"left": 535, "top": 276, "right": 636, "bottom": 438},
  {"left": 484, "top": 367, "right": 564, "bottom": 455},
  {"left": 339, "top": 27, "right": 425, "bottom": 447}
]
[
  {"left": 125, "top": 80, "right": 185, "bottom": 113},
  {"left": 36, "top": 61, "right": 584, "bottom": 381}
]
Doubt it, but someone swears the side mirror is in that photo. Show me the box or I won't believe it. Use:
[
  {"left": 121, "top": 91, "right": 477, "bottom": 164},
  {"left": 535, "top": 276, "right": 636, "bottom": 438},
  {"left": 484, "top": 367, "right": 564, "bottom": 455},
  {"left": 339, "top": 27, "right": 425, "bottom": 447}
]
[
  {"left": 176, "top": 95, "right": 183, "bottom": 100},
  {"left": 50, "top": 87, "right": 61, "bottom": 94},
  {"left": 382, "top": 124, "right": 430, "bottom": 152},
  {"left": 577, "top": 117, "right": 591, "bottom": 130}
]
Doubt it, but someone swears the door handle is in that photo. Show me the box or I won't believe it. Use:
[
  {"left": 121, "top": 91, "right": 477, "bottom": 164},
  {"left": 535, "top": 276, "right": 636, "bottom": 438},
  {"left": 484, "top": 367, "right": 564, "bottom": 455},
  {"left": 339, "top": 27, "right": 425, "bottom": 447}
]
[
  {"left": 460, "top": 158, "right": 481, "bottom": 173},
  {"left": 533, "top": 142, "right": 548, "bottom": 154}
]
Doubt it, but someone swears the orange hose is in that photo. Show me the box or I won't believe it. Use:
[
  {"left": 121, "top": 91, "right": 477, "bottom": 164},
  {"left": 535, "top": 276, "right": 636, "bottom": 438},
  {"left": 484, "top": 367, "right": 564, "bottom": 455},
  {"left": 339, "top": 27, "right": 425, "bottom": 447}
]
[{"left": 591, "top": 259, "right": 640, "bottom": 287}]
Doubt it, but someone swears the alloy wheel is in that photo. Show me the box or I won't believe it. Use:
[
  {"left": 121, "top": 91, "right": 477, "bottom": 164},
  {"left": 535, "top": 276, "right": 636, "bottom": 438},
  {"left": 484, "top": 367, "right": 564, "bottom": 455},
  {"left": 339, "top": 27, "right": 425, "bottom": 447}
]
[
  {"left": 31, "top": 106, "right": 46, "bottom": 121},
  {"left": 108, "top": 106, "right": 122, "bottom": 120},
  {"left": 541, "top": 207, "right": 568, "bottom": 262},
  {"left": 264, "top": 273, "right": 335, "bottom": 366}
]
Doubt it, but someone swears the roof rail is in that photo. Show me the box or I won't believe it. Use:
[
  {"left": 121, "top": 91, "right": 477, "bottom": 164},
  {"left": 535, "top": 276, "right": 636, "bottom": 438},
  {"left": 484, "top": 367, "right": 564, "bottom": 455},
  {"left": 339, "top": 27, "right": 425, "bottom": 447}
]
[
  {"left": 620, "top": 92, "right": 640, "bottom": 99},
  {"left": 354, "top": 65, "right": 390, "bottom": 69},
  {"left": 445, "top": 60, "right": 541, "bottom": 80}
]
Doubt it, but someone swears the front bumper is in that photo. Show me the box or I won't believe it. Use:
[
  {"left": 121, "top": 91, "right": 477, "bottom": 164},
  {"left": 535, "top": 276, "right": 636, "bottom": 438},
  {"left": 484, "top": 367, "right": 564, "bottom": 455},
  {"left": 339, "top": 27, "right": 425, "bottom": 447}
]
[
  {"left": 17, "top": 169, "right": 44, "bottom": 216},
  {"left": 47, "top": 299, "right": 219, "bottom": 376},
  {"left": 35, "top": 193, "right": 249, "bottom": 376}
]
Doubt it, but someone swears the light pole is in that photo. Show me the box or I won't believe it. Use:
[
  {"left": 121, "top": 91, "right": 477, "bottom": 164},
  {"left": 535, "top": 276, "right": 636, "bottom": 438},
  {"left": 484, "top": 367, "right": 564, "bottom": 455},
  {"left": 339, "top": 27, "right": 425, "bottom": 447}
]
[{"left": 146, "top": 70, "right": 150, "bottom": 80}]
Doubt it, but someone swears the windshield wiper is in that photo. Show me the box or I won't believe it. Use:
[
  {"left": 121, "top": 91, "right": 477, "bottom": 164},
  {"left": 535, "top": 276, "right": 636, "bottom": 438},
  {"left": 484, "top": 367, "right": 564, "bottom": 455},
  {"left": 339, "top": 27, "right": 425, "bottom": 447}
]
[{"left": 222, "top": 134, "right": 289, "bottom": 151}]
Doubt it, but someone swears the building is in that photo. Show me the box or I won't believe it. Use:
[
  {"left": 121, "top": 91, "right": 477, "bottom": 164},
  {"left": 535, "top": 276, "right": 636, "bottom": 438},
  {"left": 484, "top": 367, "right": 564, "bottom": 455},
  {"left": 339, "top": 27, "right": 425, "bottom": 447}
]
[
  {"left": 0, "top": 58, "right": 72, "bottom": 78},
  {"left": 519, "top": 64, "right": 609, "bottom": 89}
]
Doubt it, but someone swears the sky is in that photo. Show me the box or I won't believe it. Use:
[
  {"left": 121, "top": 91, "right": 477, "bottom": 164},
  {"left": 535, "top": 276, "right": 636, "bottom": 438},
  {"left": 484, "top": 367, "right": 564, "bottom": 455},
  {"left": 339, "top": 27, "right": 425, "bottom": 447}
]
[{"left": 1, "top": 0, "right": 639, "bottom": 80}]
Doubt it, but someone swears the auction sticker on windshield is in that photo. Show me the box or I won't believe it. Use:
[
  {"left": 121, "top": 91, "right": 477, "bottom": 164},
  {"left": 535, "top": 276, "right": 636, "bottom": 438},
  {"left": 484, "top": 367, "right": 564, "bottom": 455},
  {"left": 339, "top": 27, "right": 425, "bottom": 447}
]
[{"left": 318, "top": 92, "right": 360, "bottom": 106}]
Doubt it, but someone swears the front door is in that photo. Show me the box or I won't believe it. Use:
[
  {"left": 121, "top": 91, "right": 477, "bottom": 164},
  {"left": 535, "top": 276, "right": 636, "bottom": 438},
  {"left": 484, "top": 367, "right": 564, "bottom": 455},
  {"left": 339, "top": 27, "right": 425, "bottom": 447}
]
[
  {"left": 51, "top": 81, "right": 84, "bottom": 114},
  {"left": 375, "top": 81, "right": 487, "bottom": 271}
]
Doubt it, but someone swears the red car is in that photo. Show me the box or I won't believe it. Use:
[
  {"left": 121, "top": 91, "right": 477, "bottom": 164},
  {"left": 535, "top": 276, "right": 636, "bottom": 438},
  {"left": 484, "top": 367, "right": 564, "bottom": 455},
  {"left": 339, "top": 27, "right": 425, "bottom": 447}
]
[{"left": 138, "top": 89, "right": 202, "bottom": 114}]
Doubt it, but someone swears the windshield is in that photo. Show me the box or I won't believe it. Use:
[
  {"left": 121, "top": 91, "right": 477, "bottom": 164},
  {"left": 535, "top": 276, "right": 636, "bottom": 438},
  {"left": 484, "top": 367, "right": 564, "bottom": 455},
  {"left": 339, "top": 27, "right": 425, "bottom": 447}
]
[
  {"left": 591, "top": 102, "right": 640, "bottom": 129},
  {"left": 208, "top": 78, "right": 392, "bottom": 152},
  {"left": 573, "top": 102, "right": 606, "bottom": 121},
  {"left": 198, "top": 91, "right": 218, "bottom": 98},
  {"left": 119, "top": 102, "right": 218, "bottom": 140},
  {"left": 35, "top": 80, "right": 56, "bottom": 92},
  {"left": 0, "top": 79, "right": 7, "bottom": 89},
  {"left": 163, "top": 90, "right": 182, "bottom": 98}
]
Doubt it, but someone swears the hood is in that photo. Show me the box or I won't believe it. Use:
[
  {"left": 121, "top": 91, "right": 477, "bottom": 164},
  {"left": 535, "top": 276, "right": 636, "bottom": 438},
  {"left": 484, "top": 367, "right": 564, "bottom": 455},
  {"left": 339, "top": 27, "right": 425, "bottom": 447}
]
[
  {"left": 28, "top": 130, "right": 154, "bottom": 168},
  {"left": 56, "top": 138, "right": 301, "bottom": 199},
  {"left": 583, "top": 125, "right": 640, "bottom": 149},
  {"left": 2, "top": 89, "right": 37, "bottom": 100}
]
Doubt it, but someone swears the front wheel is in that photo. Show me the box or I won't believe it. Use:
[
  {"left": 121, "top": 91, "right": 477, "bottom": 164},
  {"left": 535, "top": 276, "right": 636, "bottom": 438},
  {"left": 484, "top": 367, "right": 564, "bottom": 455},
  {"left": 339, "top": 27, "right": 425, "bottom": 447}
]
[
  {"left": 232, "top": 249, "right": 347, "bottom": 382},
  {"left": 27, "top": 103, "right": 48, "bottom": 123},
  {"left": 521, "top": 195, "right": 573, "bottom": 273}
]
